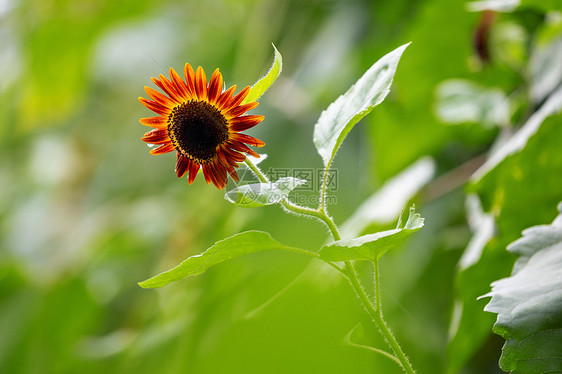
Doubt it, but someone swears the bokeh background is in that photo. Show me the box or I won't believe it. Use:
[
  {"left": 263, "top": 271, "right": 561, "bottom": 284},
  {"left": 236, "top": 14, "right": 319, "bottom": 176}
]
[{"left": 1, "top": 0, "right": 561, "bottom": 373}]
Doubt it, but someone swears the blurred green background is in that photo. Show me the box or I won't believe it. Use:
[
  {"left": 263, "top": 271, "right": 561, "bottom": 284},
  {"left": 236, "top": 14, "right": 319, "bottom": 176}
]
[{"left": 1, "top": 0, "right": 561, "bottom": 373}]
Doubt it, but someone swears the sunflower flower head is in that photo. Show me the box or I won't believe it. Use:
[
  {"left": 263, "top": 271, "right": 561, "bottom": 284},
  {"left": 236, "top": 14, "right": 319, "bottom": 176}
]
[{"left": 139, "top": 64, "right": 265, "bottom": 189}]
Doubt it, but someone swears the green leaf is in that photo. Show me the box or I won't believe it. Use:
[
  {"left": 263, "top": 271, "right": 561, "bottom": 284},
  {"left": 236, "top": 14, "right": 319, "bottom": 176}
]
[
  {"left": 224, "top": 177, "right": 306, "bottom": 208},
  {"left": 529, "top": 32, "right": 562, "bottom": 103},
  {"left": 448, "top": 110, "right": 562, "bottom": 374},
  {"left": 467, "top": 0, "right": 562, "bottom": 15},
  {"left": 313, "top": 43, "right": 410, "bottom": 167},
  {"left": 481, "top": 202, "right": 562, "bottom": 373},
  {"left": 319, "top": 205, "right": 424, "bottom": 262},
  {"left": 242, "top": 44, "right": 282, "bottom": 104},
  {"left": 466, "top": 0, "right": 520, "bottom": 12},
  {"left": 435, "top": 79, "right": 511, "bottom": 127},
  {"left": 472, "top": 86, "right": 562, "bottom": 182},
  {"left": 139, "top": 231, "right": 311, "bottom": 288}
]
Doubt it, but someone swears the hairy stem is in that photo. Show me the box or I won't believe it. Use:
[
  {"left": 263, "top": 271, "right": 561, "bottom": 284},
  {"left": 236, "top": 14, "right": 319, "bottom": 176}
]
[{"left": 242, "top": 158, "right": 415, "bottom": 373}]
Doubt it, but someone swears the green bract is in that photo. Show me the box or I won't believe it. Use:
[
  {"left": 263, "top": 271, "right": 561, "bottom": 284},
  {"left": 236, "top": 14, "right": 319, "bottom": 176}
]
[{"left": 242, "top": 44, "right": 282, "bottom": 104}]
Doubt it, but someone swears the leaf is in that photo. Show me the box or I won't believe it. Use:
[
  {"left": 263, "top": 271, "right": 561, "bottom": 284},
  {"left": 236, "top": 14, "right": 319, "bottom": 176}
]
[
  {"left": 319, "top": 205, "right": 424, "bottom": 262},
  {"left": 139, "top": 231, "right": 312, "bottom": 288},
  {"left": 448, "top": 112, "right": 562, "bottom": 374},
  {"left": 467, "top": 0, "right": 562, "bottom": 13},
  {"left": 472, "top": 85, "right": 562, "bottom": 182},
  {"left": 529, "top": 33, "right": 562, "bottom": 104},
  {"left": 481, "top": 202, "right": 562, "bottom": 373},
  {"left": 435, "top": 79, "right": 511, "bottom": 127},
  {"left": 242, "top": 44, "right": 282, "bottom": 104},
  {"left": 466, "top": 0, "right": 520, "bottom": 12},
  {"left": 224, "top": 177, "right": 306, "bottom": 208},
  {"left": 313, "top": 43, "right": 410, "bottom": 167}
]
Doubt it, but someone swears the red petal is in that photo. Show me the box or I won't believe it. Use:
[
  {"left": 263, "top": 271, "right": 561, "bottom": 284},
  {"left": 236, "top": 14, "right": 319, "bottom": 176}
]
[
  {"left": 149, "top": 142, "right": 176, "bottom": 155},
  {"left": 225, "top": 102, "right": 259, "bottom": 119},
  {"left": 188, "top": 160, "right": 200, "bottom": 184},
  {"left": 222, "top": 146, "right": 247, "bottom": 163},
  {"left": 227, "top": 166, "right": 239, "bottom": 182},
  {"left": 151, "top": 77, "right": 179, "bottom": 104},
  {"left": 158, "top": 75, "right": 184, "bottom": 103},
  {"left": 141, "top": 129, "right": 170, "bottom": 144},
  {"left": 139, "top": 97, "right": 170, "bottom": 116},
  {"left": 195, "top": 66, "right": 208, "bottom": 100},
  {"left": 184, "top": 63, "right": 197, "bottom": 98},
  {"left": 227, "top": 86, "right": 250, "bottom": 109},
  {"left": 208, "top": 161, "right": 227, "bottom": 189},
  {"left": 169, "top": 68, "right": 191, "bottom": 100},
  {"left": 227, "top": 140, "right": 259, "bottom": 158},
  {"left": 216, "top": 146, "right": 229, "bottom": 167},
  {"left": 144, "top": 86, "right": 175, "bottom": 107},
  {"left": 175, "top": 153, "right": 190, "bottom": 178},
  {"left": 231, "top": 133, "right": 265, "bottom": 147},
  {"left": 216, "top": 86, "right": 236, "bottom": 110},
  {"left": 201, "top": 164, "right": 213, "bottom": 185},
  {"left": 207, "top": 68, "right": 223, "bottom": 104},
  {"left": 229, "top": 115, "right": 264, "bottom": 132},
  {"left": 139, "top": 116, "right": 167, "bottom": 129},
  {"left": 218, "top": 146, "right": 239, "bottom": 167}
]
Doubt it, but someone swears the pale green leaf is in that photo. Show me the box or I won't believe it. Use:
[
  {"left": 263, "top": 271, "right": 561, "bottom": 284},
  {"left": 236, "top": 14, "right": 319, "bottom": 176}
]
[
  {"left": 139, "top": 231, "right": 311, "bottom": 288},
  {"left": 435, "top": 79, "right": 511, "bottom": 127},
  {"left": 472, "top": 85, "right": 562, "bottom": 182},
  {"left": 481, "top": 202, "right": 562, "bottom": 373},
  {"left": 466, "top": 0, "right": 520, "bottom": 12},
  {"left": 467, "top": 0, "right": 562, "bottom": 12},
  {"left": 242, "top": 44, "right": 282, "bottom": 104},
  {"left": 224, "top": 177, "right": 306, "bottom": 208},
  {"left": 313, "top": 43, "right": 410, "bottom": 167},
  {"left": 529, "top": 34, "right": 562, "bottom": 103},
  {"left": 319, "top": 205, "right": 424, "bottom": 262}
]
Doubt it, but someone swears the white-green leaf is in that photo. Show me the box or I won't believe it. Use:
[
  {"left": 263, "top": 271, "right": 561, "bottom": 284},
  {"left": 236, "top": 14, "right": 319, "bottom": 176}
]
[
  {"left": 242, "top": 44, "right": 282, "bottom": 104},
  {"left": 466, "top": 0, "right": 520, "bottom": 12},
  {"left": 529, "top": 32, "right": 562, "bottom": 104},
  {"left": 313, "top": 43, "right": 410, "bottom": 167},
  {"left": 468, "top": 0, "right": 562, "bottom": 12},
  {"left": 471, "top": 85, "right": 562, "bottom": 182},
  {"left": 224, "top": 177, "right": 306, "bottom": 208},
  {"left": 481, "top": 202, "right": 562, "bottom": 373},
  {"left": 319, "top": 205, "right": 424, "bottom": 262},
  {"left": 435, "top": 79, "right": 511, "bottom": 127},
  {"left": 139, "top": 231, "right": 311, "bottom": 288}
]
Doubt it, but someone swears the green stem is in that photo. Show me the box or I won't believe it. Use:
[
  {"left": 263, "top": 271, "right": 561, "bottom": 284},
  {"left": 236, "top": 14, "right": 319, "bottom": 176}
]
[
  {"left": 244, "top": 158, "right": 270, "bottom": 183},
  {"left": 373, "top": 260, "right": 415, "bottom": 374},
  {"left": 318, "top": 160, "right": 332, "bottom": 214},
  {"left": 242, "top": 158, "right": 415, "bottom": 373},
  {"left": 244, "top": 159, "right": 341, "bottom": 239},
  {"left": 280, "top": 198, "right": 341, "bottom": 240},
  {"left": 344, "top": 261, "right": 415, "bottom": 373}
]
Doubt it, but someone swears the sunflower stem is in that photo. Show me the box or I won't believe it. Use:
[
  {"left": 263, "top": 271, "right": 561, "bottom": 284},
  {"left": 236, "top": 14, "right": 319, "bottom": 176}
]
[
  {"left": 244, "top": 158, "right": 270, "bottom": 183},
  {"left": 242, "top": 158, "right": 415, "bottom": 374},
  {"left": 318, "top": 160, "right": 333, "bottom": 214}
]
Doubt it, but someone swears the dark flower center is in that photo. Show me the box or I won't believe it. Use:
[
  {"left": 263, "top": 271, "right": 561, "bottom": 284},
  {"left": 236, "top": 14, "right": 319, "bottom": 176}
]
[{"left": 168, "top": 100, "right": 229, "bottom": 162}]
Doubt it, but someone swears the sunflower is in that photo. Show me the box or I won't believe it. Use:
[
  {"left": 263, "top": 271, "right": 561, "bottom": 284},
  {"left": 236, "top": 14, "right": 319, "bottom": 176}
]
[{"left": 139, "top": 64, "right": 265, "bottom": 189}]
